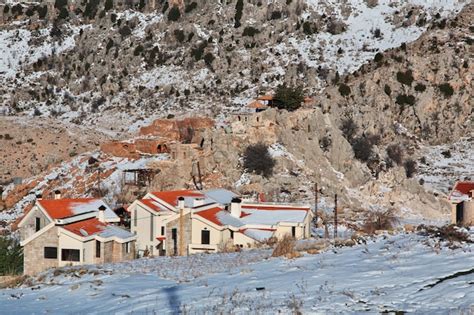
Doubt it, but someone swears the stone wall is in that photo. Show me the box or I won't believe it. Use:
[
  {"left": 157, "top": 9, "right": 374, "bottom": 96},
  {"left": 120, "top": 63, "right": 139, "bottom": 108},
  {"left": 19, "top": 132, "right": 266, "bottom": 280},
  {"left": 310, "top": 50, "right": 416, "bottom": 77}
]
[
  {"left": 23, "top": 226, "right": 59, "bottom": 275},
  {"left": 100, "top": 240, "right": 135, "bottom": 263},
  {"left": 165, "top": 212, "right": 191, "bottom": 256}
]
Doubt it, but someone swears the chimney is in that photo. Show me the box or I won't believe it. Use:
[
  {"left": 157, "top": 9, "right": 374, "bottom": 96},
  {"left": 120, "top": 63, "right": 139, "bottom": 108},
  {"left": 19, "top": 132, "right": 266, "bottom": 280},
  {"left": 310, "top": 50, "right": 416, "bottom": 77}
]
[
  {"left": 36, "top": 193, "right": 43, "bottom": 200},
  {"left": 54, "top": 190, "right": 61, "bottom": 200},
  {"left": 230, "top": 197, "right": 242, "bottom": 218},
  {"left": 177, "top": 196, "right": 185, "bottom": 210},
  {"left": 98, "top": 205, "right": 106, "bottom": 223}
]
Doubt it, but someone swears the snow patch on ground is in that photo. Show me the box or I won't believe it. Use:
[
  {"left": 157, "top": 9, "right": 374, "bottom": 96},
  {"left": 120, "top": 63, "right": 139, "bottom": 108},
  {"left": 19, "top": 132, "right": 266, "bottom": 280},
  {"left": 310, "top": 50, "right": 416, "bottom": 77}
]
[{"left": 1, "top": 233, "right": 473, "bottom": 313}]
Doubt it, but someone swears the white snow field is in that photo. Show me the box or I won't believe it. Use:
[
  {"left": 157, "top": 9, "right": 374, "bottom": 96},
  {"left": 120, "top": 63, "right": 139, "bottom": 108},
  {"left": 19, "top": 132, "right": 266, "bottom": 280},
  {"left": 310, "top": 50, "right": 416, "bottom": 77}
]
[{"left": 1, "top": 233, "right": 473, "bottom": 314}]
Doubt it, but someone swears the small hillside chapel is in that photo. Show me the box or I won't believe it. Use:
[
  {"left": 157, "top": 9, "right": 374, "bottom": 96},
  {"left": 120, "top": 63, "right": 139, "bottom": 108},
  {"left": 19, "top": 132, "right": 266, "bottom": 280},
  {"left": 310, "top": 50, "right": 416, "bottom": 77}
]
[
  {"left": 18, "top": 192, "right": 136, "bottom": 275},
  {"left": 129, "top": 189, "right": 312, "bottom": 256}
]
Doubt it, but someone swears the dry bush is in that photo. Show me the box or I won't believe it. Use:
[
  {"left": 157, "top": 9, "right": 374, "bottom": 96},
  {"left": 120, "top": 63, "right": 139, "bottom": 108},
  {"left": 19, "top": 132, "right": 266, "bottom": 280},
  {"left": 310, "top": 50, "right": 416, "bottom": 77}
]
[
  {"left": 218, "top": 239, "right": 240, "bottom": 253},
  {"left": 272, "top": 234, "right": 296, "bottom": 257},
  {"left": 295, "top": 239, "right": 328, "bottom": 252},
  {"left": 362, "top": 209, "right": 399, "bottom": 234},
  {"left": 417, "top": 225, "right": 472, "bottom": 243},
  {"left": 285, "top": 251, "right": 302, "bottom": 259}
]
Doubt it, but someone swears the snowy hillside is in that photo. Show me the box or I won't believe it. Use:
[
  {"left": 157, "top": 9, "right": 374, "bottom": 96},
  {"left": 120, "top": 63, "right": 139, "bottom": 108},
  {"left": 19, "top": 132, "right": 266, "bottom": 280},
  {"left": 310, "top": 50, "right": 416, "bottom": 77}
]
[
  {"left": 0, "top": 0, "right": 468, "bottom": 129},
  {"left": 1, "top": 232, "right": 473, "bottom": 313}
]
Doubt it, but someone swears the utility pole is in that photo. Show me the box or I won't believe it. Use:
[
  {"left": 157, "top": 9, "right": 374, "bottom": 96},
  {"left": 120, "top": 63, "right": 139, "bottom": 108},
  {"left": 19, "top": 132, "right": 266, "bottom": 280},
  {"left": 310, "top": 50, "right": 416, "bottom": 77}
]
[
  {"left": 334, "top": 194, "right": 338, "bottom": 239},
  {"left": 179, "top": 208, "right": 184, "bottom": 256},
  {"left": 314, "top": 183, "right": 318, "bottom": 227}
]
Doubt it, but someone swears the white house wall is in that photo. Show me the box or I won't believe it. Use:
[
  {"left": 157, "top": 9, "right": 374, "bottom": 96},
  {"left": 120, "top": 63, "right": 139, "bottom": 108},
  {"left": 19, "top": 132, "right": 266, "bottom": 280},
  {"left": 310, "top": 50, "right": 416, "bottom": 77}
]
[{"left": 58, "top": 231, "right": 85, "bottom": 267}]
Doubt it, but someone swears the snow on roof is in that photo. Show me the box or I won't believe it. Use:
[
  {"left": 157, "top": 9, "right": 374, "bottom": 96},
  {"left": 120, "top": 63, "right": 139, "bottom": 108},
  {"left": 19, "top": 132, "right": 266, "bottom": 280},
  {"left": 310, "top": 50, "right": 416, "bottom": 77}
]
[
  {"left": 194, "top": 203, "right": 310, "bottom": 236},
  {"left": 150, "top": 190, "right": 205, "bottom": 207},
  {"left": 240, "top": 228, "right": 275, "bottom": 242},
  {"left": 38, "top": 198, "right": 118, "bottom": 221},
  {"left": 62, "top": 218, "right": 134, "bottom": 240},
  {"left": 204, "top": 189, "right": 239, "bottom": 205},
  {"left": 239, "top": 207, "right": 309, "bottom": 226}
]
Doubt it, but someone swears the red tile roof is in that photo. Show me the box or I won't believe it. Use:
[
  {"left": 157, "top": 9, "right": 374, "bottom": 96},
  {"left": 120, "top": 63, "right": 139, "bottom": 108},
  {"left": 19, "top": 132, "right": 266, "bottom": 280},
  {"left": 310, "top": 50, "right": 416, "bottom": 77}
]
[
  {"left": 451, "top": 181, "right": 474, "bottom": 198},
  {"left": 62, "top": 218, "right": 107, "bottom": 237},
  {"left": 257, "top": 95, "right": 273, "bottom": 101},
  {"left": 140, "top": 199, "right": 163, "bottom": 212},
  {"left": 194, "top": 207, "right": 223, "bottom": 226},
  {"left": 38, "top": 198, "right": 101, "bottom": 219},
  {"left": 150, "top": 190, "right": 204, "bottom": 207},
  {"left": 247, "top": 101, "right": 267, "bottom": 109}
]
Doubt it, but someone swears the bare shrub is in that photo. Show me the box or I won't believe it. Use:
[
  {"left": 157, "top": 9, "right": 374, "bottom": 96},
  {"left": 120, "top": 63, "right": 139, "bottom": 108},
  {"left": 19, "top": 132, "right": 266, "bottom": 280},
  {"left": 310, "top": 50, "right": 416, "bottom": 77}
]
[
  {"left": 272, "top": 234, "right": 296, "bottom": 257},
  {"left": 352, "top": 134, "right": 380, "bottom": 162},
  {"left": 218, "top": 239, "right": 239, "bottom": 253},
  {"left": 417, "top": 225, "right": 472, "bottom": 243},
  {"left": 386, "top": 144, "right": 404, "bottom": 165},
  {"left": 404, "top": 159, "right": 417, "bottom": 178},
  {"left": 340, "top": 117, "right": 358, "bottom": 143},
  {"left": 243, "top": 143, "right": 276, "bottom": 178},
  {"left": 362, "top": 209, "right": 399, "bottom": 234}
]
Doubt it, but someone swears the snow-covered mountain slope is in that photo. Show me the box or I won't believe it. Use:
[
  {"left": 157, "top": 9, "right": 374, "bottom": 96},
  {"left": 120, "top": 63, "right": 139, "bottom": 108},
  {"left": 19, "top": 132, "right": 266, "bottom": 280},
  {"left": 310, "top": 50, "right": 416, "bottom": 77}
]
[
  {"left": 1, "top": 233, "right": 473, "bottom": 313},
  {"left": 0, "top": 0, "right": 468, "bottom": 131},
  {"left": 418, "top": 137, "right": 474, "bottom": 195}
]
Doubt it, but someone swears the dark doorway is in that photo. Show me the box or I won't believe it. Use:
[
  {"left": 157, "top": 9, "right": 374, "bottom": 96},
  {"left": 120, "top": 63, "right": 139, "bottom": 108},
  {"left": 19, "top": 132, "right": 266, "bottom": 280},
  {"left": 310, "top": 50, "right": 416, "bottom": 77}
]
[{"left": 456, "top": 203, "right": 464, "bottom": 224}]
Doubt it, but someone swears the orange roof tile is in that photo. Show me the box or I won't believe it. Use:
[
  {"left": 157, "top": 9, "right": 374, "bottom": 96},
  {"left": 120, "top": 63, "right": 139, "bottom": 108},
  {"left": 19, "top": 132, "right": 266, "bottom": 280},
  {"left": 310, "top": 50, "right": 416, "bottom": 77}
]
[
  {"left": 194, "top": 207, "right": 223, "bottom": 226},
  {"left": 247, "top": 101, "right": 267, "bottom": 109},
  {"left": 450, "top": 181, "right": 474, "bottom": 199},
  {"left": 38, "top": 198, "right": 102, "bottom": 219},
  {"left": 140, "top": 199, "right": 163, "bottom": 212},
  {"left": 150, "top": 190, "right": 204, "bottom": 207},
  {"left": 62, "top": 218, "right": 106, "bottom": 237},
  {"left": 257, "top": 95, "right": 273, "bottom": 101}
]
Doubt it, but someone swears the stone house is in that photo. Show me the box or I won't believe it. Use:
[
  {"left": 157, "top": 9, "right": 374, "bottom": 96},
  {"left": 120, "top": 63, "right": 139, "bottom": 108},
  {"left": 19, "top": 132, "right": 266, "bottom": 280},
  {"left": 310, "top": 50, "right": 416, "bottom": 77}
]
[
  {"left": 129, "top": 189, "right": 312, "bottom": 256},
  {"left": 449, "top": 181, "right": 474, "bottom": 226},
  {"left": 18, "top": 194, "right": 136, "bottom": 275}
]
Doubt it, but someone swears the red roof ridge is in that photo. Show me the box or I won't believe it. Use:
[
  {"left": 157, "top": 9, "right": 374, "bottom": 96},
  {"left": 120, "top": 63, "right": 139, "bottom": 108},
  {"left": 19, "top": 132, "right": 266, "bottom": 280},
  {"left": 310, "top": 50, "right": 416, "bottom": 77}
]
[
  {"left": 450, "top": 181, "right": 474, "bottom": 199},
  {"left": 150, "top": 190, "right": 204, "bottom": 207},
  {"left": 62, "top": 218, "right": 107, "bottom": 237},
  {"left": 38, "top": 198, "right": 103, "bottom": 219}
]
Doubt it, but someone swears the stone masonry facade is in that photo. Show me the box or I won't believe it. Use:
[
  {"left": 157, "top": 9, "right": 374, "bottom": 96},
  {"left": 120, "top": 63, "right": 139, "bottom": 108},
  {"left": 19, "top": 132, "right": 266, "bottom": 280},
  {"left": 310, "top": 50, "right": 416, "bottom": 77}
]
[
  {"left": 23, "top": 226, "right": 59, "bottom": 275},
  {"left": 165, "top": 213, "right": 191, "bottom": 256}
]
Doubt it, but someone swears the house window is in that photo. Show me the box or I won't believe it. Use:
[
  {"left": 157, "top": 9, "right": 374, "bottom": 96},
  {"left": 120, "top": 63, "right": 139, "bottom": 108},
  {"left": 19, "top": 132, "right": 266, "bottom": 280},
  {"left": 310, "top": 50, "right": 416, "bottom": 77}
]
[
  {"left": 292, "top": 226, "right": 296, "bottom": 238},
  {"left": 201, "top": 229, "right": 210, "bottom": 245},
  {"left": 134, "top": 209, "right": 137, "bottom": 227},
  {"left": 161, "top": 226, "right": 165, "bottom": 235},
  {"left": 150, "top": 213, "right": 154, "bottom": 242},
  {"left": 44, "top": 247, "right": 57, "bottom": 259},
  {"left": 230, "top": 230, "right": 234, "bottom": 239},
  {"left": 61, "top": 249, "right": 80, "bottom": 262},
  {"left": 35, "top": 217, "right": 41, "bottom": 232},
  {"left": 96, "top": 241, "right": 101, "bottom": 258},
  {"left": 124, "top": 242, "right": 130, "bottom": 254}
]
